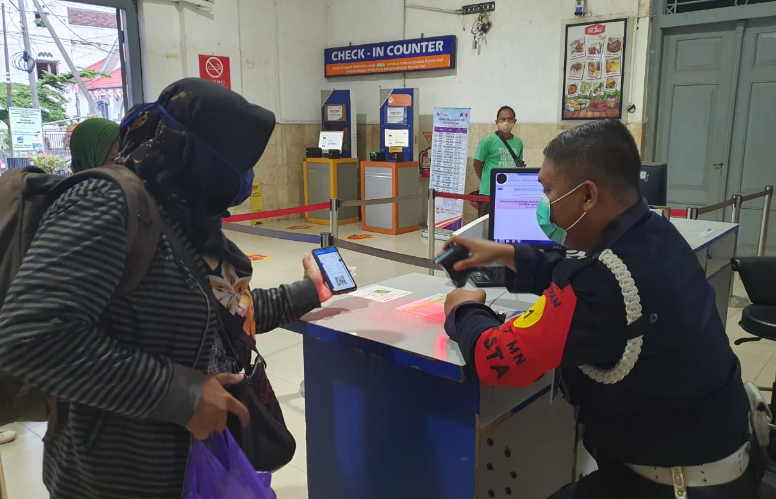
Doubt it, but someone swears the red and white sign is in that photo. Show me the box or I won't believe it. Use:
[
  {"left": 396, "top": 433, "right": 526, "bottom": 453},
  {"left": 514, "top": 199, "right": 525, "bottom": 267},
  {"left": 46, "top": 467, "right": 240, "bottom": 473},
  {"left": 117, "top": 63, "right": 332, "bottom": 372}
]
[
  {"left": 585, "top": 24, "right": 606, "bottom": 36},
  {"left": 198, "top": 55, "right": 231, "bottom": 89}
]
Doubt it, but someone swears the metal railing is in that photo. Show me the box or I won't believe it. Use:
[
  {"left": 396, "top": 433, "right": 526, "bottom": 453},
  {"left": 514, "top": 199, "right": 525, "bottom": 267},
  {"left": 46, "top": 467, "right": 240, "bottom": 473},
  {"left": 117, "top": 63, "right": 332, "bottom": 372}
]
[
  {"left": 42, "top": 130, "right": 71, "bottom": 160},
  {"left": 686, "top": 185, "right": 773, "bottom": 256},
  {"left": 229, "top": 184, "right": 773, "bottom": 272},
  {"left": 327, "top": 189, "right": 458, "bottom": 276}
]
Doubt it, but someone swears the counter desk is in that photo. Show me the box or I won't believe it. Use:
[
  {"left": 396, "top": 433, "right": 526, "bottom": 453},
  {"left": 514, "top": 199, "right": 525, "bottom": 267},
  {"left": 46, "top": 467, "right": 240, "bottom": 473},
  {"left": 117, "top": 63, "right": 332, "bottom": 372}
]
[{"left": 289, "top": 217, "right": 739, "bottom": 499}]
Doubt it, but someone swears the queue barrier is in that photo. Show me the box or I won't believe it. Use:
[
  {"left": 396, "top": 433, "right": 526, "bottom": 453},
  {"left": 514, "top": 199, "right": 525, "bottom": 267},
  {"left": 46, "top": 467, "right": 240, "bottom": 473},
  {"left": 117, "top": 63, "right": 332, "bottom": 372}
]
[
  {"left": 222, "top": 192, "right": 439, "bottom": 272},
  {"left": 222, "top": 184, "right": 773, "bottom": 271},
  {"left": 685, "top": 185, "right": 773, "bottom": 257},
  {"left": 223, "top": 189, "right": 483, "bottom": 273},
  {"left": 330, "top": 190, "right": 488, "bottom": 275}
]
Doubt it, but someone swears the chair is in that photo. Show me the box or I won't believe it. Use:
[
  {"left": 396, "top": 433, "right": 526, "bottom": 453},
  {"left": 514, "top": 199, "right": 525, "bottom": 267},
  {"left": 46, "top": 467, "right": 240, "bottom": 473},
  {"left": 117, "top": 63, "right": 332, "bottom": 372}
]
[
  {"left": 733, "top": 257, "right": 776, "bottom": 387},
  {"left": 733, "top": 257, "right": 776, "bottom": 423}
]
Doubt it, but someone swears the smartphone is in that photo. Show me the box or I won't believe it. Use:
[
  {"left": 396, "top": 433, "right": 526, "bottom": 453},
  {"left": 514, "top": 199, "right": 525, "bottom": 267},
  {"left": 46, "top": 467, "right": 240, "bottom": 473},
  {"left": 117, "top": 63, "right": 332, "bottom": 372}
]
[{"left": 312, "top": 246, "right": 357, "bottom": 295}]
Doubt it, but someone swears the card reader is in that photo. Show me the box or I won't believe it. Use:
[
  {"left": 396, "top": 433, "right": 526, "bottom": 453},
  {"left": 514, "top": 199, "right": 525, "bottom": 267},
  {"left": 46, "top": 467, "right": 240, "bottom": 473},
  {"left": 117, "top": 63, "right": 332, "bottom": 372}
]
[{"left": 434, "top": 244, "right": 475, "bottom": 288}]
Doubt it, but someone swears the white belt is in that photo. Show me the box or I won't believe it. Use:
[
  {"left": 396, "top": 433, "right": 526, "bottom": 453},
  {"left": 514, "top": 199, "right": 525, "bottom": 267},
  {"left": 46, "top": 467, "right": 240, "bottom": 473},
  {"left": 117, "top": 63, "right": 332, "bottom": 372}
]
[{"left": 625, "top": 441, "right": 750, "bottom": 497}]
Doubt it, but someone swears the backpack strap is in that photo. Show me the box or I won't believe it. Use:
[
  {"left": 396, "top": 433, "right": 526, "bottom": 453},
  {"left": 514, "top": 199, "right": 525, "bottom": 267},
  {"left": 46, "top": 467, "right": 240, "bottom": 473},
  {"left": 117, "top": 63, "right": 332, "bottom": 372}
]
[
  {"left": 54, "top": 167, "right": 161, "bottom": 296},
  {"left": 495, "top": 131, "right": 526, "bottom": 167}
]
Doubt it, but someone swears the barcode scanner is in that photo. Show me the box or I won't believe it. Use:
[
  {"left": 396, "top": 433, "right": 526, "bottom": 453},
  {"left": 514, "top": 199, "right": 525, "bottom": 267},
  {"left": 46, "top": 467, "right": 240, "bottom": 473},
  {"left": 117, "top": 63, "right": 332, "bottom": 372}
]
[{"left": 434, "top": 244, "right": 475, "bottom": 288}]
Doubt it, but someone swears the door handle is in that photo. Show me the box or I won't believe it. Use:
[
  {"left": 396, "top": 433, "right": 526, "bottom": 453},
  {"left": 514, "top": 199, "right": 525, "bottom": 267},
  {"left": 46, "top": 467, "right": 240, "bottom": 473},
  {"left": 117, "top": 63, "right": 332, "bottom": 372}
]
[{"left": 712, "top": 162, "right": 724, "bottom": 170}]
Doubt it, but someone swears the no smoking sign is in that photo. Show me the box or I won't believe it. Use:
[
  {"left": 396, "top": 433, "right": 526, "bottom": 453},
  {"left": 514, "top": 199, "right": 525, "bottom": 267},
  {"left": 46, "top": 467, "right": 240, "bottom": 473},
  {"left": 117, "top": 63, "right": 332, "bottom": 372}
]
[{"left": 198, "top": 54, "right": 231, "bottom": 89}]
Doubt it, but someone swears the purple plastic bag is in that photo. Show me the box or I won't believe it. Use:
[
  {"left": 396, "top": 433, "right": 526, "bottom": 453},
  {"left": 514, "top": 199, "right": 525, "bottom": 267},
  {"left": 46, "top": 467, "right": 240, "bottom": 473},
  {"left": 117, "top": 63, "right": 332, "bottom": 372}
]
[{"left": 184, "top": 429, "right": 276, "bottom": 499}]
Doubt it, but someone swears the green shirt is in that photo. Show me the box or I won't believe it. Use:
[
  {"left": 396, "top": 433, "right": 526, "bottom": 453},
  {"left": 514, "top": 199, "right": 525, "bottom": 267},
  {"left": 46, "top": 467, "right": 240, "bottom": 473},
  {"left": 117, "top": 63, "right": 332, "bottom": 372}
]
[{"left": 475, "top": 132, "right": 525, "bottom": 195}]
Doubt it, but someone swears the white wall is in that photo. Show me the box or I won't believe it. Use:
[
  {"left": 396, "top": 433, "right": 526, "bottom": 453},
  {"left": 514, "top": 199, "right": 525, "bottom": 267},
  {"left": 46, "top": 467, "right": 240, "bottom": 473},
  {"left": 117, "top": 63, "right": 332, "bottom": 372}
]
[
  {"left": 137, "top": 0, "right": 328, "bottom": 122},
  {"left": 324, "top": 0, "right": 651, "bottom": 124},
  {"left": 133, "top": 0, "right": 650, "bottom": 125}
]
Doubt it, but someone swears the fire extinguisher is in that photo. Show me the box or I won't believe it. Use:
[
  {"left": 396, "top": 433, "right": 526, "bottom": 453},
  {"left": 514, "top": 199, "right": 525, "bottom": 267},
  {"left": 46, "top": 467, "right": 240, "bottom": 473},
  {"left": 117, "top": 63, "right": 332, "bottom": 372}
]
[{"left": 419, "top": 147, "right": 431, "bottom": 178}]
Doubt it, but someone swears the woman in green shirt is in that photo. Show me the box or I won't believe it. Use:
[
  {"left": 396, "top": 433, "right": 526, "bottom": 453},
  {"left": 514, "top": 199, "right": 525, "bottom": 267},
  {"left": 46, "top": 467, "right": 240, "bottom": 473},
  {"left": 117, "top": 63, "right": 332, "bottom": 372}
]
[{"left": 472, "top": 105, "right": 525, "bottom": 217}]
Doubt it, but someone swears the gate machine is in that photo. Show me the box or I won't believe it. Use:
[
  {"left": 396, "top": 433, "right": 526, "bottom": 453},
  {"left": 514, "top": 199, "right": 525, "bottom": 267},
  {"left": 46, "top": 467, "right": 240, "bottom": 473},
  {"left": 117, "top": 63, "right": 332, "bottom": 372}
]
[
  {"left": 361, "top": 89, "right": 422, "bottom": 235},
  {"left": 303, "top": 90, "right": 360, "bottom": 226}
]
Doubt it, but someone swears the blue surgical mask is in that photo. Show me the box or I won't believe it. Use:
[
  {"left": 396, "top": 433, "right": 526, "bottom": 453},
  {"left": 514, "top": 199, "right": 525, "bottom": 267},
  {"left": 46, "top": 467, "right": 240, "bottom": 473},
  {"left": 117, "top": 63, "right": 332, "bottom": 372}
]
[{"left": 536, "top": 183, "right": 586, "bottom": 246}]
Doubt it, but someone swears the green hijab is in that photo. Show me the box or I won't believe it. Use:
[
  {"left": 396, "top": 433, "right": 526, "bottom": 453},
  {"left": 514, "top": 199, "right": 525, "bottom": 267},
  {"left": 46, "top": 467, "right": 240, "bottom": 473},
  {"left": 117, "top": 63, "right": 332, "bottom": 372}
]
[{"left": 69, "top": 118, "right": 120, "bottom": 173}]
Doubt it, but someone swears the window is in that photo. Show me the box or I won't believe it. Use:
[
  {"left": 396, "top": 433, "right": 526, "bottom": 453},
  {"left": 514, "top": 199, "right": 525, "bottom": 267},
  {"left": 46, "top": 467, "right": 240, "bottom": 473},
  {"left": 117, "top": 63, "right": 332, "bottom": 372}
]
[
  {"left": 665, "top": 0, "right": 776, "bottom": 14},
  {"left": 36, "top": 61, "right": 58, "bottom": 79},
  {"left": 64, "top": 0, "right": 144, "bottom": 110},
  {"left": 97, "top": 100, "right": 110, "bottom": 119}
]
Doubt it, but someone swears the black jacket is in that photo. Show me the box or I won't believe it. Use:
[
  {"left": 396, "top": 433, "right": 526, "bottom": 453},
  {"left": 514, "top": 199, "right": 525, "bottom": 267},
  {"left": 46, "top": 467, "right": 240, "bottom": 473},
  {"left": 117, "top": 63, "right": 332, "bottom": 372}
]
[{"left": 446, "top": 200, "right": 749, "bottom": 466}]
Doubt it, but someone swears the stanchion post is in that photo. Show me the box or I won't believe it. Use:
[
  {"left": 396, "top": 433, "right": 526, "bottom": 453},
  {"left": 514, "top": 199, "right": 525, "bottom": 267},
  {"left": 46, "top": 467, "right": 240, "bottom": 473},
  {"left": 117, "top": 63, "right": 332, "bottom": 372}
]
[
  {"left": 329, "top": 198, "right": 339, "bottom": 240},
  {"left": 732, "top": 194, "right": 743, "bottom": 224},
  {"left": 427, "top": 189, "right": 436, "bottom": 276},
  {"left": 320, "top": 232, "right": 333, "bottom": 248},
  {"left": 758, "top": 185, "right": 773, "bottom": 257},
  {"left": 687, "top": 207, "right": 699, "bottom": 220}
]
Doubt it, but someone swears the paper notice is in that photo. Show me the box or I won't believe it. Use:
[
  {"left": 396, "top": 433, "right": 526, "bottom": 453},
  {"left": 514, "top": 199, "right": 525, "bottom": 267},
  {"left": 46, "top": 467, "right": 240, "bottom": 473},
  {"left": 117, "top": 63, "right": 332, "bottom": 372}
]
[
  {"left": 351, "top": 285, "right": 412, "bottom": 303},
  {"left": 387, "top": 107, "right": 406, "bottom": 124},
  {"left": 326, "top": 105, "right": 344, "bottom": 122},
  {"left": 396, "top": 294, "right": 447, "bottom": 321},
  {"left": 385, "top": 129, "right": 410, "bottom": 147}
]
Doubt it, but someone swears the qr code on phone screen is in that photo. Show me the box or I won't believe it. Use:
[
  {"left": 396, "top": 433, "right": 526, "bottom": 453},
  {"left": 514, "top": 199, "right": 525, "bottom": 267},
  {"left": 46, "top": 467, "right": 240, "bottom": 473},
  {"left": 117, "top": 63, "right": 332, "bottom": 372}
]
[{"left": 333, "top": 276, "right": 348, "bottom": 287}]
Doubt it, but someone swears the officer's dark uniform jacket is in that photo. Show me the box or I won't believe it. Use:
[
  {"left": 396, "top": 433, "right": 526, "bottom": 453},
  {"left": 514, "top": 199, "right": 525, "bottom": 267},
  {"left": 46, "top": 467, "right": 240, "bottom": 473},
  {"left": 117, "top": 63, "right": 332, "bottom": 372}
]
[{"left": 446, "top": 199, "right": 750, "bottom": 467}]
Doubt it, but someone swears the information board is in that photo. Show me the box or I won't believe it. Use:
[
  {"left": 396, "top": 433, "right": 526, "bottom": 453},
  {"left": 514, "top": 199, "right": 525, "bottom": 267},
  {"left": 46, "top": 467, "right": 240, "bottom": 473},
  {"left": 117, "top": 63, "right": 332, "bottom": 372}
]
[
  {"left": 9, "top": 107, "right": 43, "bottom": 155},
  {"left": 430, "top": 108, "right": 471, "bottom": 231}
]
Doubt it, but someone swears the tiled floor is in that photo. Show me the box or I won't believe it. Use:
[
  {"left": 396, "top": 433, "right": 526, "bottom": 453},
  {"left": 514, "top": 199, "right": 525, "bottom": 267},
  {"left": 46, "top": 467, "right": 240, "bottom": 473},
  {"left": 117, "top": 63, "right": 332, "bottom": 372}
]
[{"left": 0, "top": 221, "right": 767, "bottom": 498}]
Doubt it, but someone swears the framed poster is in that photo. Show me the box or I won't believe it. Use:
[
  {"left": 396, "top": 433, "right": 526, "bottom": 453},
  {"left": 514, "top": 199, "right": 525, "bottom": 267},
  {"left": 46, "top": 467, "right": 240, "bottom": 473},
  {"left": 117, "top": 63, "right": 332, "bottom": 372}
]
[{"left": 562, "top": 18, "right": 627, "bottom": 120}]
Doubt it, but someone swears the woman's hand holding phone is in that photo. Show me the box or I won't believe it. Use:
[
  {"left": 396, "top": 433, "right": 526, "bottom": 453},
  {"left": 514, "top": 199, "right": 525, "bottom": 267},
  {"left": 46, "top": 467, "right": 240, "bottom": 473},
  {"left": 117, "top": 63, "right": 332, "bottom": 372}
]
[{"left": 303, "top": 253, "right": 334, "bottom": 303}]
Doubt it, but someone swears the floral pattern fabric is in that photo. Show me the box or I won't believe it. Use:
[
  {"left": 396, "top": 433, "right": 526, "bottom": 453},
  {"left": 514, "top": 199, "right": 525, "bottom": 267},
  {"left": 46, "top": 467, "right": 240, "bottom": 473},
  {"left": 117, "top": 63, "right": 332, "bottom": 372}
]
[{"left": 209, "top": 259, "right": 256, "bottom": 339}]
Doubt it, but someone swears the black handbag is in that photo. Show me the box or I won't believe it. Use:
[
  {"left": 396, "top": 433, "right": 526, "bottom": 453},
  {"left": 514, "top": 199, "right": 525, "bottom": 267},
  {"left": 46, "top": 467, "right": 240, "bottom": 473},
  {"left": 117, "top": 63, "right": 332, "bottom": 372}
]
[
  {"left": 161, "top": 220, "right": 296, "bottom": 472},
  {"left": 225, "top": 354, "right": 296, "bottom": 472}
]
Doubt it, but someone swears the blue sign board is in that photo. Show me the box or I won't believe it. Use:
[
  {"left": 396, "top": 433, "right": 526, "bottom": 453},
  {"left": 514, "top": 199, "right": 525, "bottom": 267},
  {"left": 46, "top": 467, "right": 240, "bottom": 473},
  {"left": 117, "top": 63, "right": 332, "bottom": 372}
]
[{"left": 325, "top": 35, "right": 456, "bottom": 78}]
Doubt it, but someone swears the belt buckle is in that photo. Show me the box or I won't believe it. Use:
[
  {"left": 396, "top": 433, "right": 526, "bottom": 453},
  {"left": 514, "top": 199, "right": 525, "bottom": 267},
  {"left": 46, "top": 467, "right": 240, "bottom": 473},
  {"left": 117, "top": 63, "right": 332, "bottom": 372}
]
[{"left": 671, "top": 467, "right": 688, "bottom": 499}]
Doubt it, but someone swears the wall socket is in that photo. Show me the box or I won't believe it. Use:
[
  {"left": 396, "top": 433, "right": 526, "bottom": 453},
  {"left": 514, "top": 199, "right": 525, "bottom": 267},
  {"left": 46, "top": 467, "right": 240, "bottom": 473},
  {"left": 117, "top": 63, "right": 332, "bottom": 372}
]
[{"left": 461, "top": 2, "right": 495, "bottom": 15}]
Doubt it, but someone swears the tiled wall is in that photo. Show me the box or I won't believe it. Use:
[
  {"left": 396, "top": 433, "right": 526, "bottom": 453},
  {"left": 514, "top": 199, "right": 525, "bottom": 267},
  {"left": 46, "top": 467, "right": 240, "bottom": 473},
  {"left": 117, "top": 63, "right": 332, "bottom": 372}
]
[{"left": 234, "top": 121, "right": 645, "bottom": 226}]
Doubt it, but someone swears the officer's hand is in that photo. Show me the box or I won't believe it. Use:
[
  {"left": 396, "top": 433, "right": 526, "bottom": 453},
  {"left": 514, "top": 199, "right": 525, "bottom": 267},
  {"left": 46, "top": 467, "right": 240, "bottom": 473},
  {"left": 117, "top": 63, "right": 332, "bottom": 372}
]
[
  {"left": 444, "top": 288, "right": 487, "bottom": 316},
  {"left": 185, "top": 373, "right": 249, "bottom": 441},
  {"left": 444, "top": 237, "right": 515, "bottom": 271}
]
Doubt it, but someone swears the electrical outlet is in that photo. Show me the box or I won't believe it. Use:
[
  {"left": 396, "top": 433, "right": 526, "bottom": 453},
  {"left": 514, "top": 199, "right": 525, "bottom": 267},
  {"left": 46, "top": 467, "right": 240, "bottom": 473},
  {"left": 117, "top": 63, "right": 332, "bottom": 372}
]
[{"left": 461, "top": 2, "right": 495, "bottom": 15}]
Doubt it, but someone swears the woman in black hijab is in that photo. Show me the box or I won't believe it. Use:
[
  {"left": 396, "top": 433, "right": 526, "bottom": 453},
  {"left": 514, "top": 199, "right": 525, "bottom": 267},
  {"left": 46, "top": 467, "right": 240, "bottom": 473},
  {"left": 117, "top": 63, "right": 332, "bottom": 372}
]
[
  {"left": 0, "top": 78, "right": 331, "bottom": 498},
  {"left": 116, "top": 77, "right": 331, "bottom": 426},
  {"left": 118, "top": 77, "right": 273, "bottom": 258}
]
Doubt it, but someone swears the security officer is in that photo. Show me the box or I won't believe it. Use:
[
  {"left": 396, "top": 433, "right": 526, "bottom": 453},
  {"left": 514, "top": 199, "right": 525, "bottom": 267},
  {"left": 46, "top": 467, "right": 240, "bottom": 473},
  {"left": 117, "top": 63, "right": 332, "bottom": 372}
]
[{"left": 443, "top": 119, "right": 763, "bottom": 498}]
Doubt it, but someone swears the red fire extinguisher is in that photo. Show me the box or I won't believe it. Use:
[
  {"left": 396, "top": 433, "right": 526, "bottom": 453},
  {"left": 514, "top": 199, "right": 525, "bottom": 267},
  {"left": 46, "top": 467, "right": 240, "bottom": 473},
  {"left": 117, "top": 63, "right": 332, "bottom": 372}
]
[{"left": 419, "top": 147, "right": 431, "bottom": 178}]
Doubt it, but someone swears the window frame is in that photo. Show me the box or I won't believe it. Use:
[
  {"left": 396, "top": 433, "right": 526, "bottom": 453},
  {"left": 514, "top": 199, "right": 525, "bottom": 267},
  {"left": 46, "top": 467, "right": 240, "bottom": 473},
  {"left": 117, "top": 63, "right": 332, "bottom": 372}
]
[{"left": 64, "top": 0, "right": 144, "bottom": 108}]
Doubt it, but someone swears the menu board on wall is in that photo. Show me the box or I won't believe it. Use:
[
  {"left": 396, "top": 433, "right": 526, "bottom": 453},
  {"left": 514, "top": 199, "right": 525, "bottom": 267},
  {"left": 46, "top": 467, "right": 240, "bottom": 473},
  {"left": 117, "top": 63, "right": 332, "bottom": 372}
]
[
  {"left": 562, "top": 19, "right": 627, "bottom": 120},
  {"left": 430, "top": 108, "right": 471, "bottom": 231}
]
